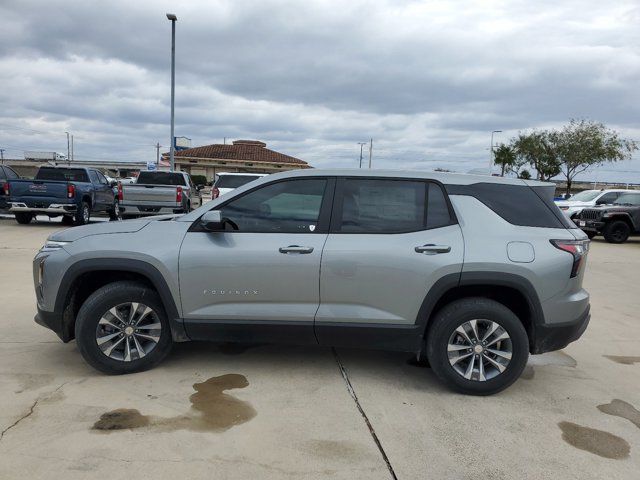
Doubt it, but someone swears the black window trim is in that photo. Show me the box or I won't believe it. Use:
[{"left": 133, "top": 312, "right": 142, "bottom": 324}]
[
  {"left": 190, "top": 176, "right": 336, "bottom": 234},
  {"left": 329, "top": 176, "right": 458, "bottom": 235}
]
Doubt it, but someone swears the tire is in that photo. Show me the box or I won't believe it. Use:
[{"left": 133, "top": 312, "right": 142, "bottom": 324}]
[
  {"left": 74, "top": 201, "right": 91, "bottom": 226},
  {"left": 603, "top": 220, "right": 630, "bottom": 244},
  {"left": 426, "top": 297, "right": 529, "bottom": 396},
  {"left": 61, "top": 215, "right": 74, "bottom": 226},
  {"left": 108, "top": 200, "right": 121, "bottom": 221},
  {"left": 75, "top": 281, "right": 173, "bottom": 374},
  {"left": 15, "top": 212, "right": 33, "bottom": 224},
  {"left": 586, "top": 231, "right": 597, "bottom": 240}
]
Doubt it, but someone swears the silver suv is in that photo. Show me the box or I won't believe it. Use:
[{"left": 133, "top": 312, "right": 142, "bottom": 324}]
[{"left": 33, "top": 170, "right": 590, "bottom": 395}]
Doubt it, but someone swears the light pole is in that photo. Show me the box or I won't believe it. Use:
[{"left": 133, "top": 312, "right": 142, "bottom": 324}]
[
  {"left": 167, "top": 13, "right": 177, "bottom": 172},
  {"left": 488, "top": 130, "right": 502, "bottom": 174},
  {"left": 65, "top": 131, "right": 70, "bottom": 163},
  {"left": 357, "top": 142, "right": 366, "bottom": 168}
]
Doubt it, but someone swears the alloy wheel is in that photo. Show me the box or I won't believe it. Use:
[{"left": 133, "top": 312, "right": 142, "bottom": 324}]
[
  {"left": 95, "top": 302, "right": 161, "bottom": 362},
  {"left": 447, "top": 319, "right": 513, "bottom": 381}
]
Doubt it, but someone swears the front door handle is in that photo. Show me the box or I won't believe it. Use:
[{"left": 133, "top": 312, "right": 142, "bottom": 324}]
[
  {"left": 415, "top": 244, "right": 451, "bottom": 254},
  {"left": 279, "top": 245, "right": 314, "bottom": 254}
]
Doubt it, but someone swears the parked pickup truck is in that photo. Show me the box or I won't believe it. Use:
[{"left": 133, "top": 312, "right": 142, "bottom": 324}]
[
  {"left": 119, "top": 171, "right": 201, "bottom": 218},
  {"left": 7, "top": 166, "right": 118, "bottom": 225}
]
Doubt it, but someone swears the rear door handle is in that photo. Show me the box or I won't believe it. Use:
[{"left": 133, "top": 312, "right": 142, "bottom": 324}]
[
  {"left": 279, "top": 245, "right": 314, "bottom": 254},
  {"left": 415, "top": 244, "right": 451, "bottom": 254}
]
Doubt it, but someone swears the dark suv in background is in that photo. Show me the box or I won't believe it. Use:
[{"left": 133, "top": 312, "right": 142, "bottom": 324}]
[{"left": 578, "top": 191, "right": 640, "bottom": 243}]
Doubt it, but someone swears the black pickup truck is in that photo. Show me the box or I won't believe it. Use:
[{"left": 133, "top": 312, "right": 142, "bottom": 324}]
[
  {"left": 577, "top": 191, "right": 640, "bottom": 243},
  {"left": 6, "top": 166, "right": 118, "bottom": 225}
]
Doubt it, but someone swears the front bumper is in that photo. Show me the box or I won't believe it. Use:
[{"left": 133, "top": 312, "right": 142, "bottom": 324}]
[
  {"left": 531, "top": 305, "right": 590, "bottom": 354},
  {"left": 10, "top": 202, "right": 77, "bottom": 215},
  {"left": 575, "top": 219, "right": 604, "bottom": 232},
  {"left": 35, "top": 306, "right": 73, "bottom": 342}
]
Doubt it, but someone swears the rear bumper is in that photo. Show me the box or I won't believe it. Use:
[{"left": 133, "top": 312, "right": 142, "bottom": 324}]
[
  {"left": 35, "top": 306, "right": 73, "bottom": 342},
  {"left": 10, "top": 202, "right": 77, "bottom": 215},
  {"left": 531, "top": 305, "right": 590, "bottom": 354},
  {"left": 120, "top": 204, "right": 184, "bottom": 216}
]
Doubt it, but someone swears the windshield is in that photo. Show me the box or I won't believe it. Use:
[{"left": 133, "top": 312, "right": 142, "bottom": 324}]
[
  {"left": 215, "top": 175, "right": 262, "bottom": 189},
  {"left": 567, "top": 190, "right": 600, "bottom": 202},
  {"left": 614, "top": 193, "right": 640, "bottom": 206},
  {"left": 35, "top": 168, "right": 89, "bottom": 182},
  {"left": 137, "top": 172, "right": 187, "bottom": 186}
]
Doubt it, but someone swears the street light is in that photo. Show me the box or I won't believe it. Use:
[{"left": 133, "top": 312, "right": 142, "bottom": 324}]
[
  {"left": 166, "top": 13, "right": 177, "bottom": 172},
  {"left": 488, "top": 130, "right": 502, "bottom": 174},
  {"left": 357, "top": 142, "right": 367, "bottom": 168}
]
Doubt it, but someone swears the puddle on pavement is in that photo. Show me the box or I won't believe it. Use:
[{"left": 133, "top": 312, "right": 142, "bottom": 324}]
[
  {"left": 558, "top": 421, "right": 630, "bottom": 459},
  {"left": 94, "top": 409, "right": 151, "bottom": 430},
  {"left": 93, "top": 374, "right": 256, "bottom": 433},
  {"left": 521, "top": 365, "right": 535, "bottom": 380},
  {"left": 597, "top": 399, "right": 640, "bottom": 429},
  {"left": 603, "top": 355, "right": 640, "bottom": 365},
  {"left": 529, "top": 351, "right": 577, "bottom": 368}
]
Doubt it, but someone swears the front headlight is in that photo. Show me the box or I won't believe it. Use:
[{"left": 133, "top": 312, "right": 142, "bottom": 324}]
[
  {"left": 41, "top": 240, "right": 70, "bottom": 251},
  {"left": 38, "top": 257, "right": 46, "bottom": 286}
]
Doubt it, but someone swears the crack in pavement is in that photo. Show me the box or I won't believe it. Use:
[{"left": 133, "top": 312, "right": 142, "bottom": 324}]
[
  {"left": 0, "top": 382, "right": 68, "bottom": 443},
  {"left": 332, "top": 348, "right": 398, "bottom": 480}
]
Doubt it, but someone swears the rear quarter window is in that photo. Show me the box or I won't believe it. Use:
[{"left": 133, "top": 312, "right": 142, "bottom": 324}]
[{"left": 446, "top": 183, "right": 570, "bottom": 228}]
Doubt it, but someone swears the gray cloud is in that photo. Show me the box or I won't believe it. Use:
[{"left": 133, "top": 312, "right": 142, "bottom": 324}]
[{"left": 0, "top": 0, "right": 639, "bottom": 181}]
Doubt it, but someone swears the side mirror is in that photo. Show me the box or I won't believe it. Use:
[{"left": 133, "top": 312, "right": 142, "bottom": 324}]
[{"left": 201, "top": 210, "right": 224, "bottom": 231}]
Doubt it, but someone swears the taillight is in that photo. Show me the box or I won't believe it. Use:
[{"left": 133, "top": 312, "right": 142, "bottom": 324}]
[
  {"left": 67, "top": 184, "right": 75, "bottom": 199},
  {"left": 212, "top": 187, "right": 219, "bottom": 199},
  {"left": 2, "top": 182, "right": 8, "bottom": 196},
  {"left": 176, "top": 186, "right": 183, "bottom": 203},
  {"left": 117, "top": 182, "right": 123, "bottom": 201},
  {"left": 550, "top": 239, "right": 589, "bottom": 278}
]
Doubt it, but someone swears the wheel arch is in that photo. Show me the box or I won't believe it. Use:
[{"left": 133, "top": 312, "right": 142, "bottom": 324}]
[
  {"left": 54, "top": 258, "right": 186, "bottom": 343},
  {"left": 417, "top": 271, "right": 545, "bottom": 352}
]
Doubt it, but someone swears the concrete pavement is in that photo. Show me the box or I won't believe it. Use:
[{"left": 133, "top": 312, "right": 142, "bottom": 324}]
[{"left": 0, "top": 216, "right": 639, "bottom": 479}]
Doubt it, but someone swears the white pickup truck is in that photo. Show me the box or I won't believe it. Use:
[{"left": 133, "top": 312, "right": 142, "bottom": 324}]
[{"left": 119, "top": 171, "right": 202, "bottom": 218}]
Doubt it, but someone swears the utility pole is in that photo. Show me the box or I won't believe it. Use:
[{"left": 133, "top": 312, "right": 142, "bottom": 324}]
[
  {"left": 167, "top": 13, "right": 178, "bottom": 172},
  {"left": 368, "top": 138, "right": 373, "bottom": 169},
  {"left": 357, "top": 142, "right": 366, "bottom": 168},
  {"left": 0, "top": 148, "right": 4, "bottom": 165},
  {"left": 223, "top": 137, "right": 226, "bottom": 145},
  {"left": 65, "top": 131, "right": 70, "bottom": 163},
  {"left": 156, "top": 142, "right": 161, "bottom": 165},
  {"left": 488, "top": 130, "right": 502, "bottom": 174},
  {"left": 71, "top": 135, "right": 74, "bottom": 162}
]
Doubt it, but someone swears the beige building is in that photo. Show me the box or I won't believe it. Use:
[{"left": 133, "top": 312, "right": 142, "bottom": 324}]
[{"left": 167, "top": 140, "right": 310, "bottom": 180}]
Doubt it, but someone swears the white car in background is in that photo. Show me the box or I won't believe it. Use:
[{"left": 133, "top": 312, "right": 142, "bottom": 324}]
[
  {"left": 556, "top": 189, "right": 630, "bottom": 220},
  {"left": 212, "top": 172, "right": 268, "bottom": 199}
]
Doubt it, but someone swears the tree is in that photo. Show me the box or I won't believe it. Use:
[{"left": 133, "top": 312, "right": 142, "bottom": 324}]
[
  {"left": 518, "top": 169, "right": 531, "bottom": 180},
  {"left": 493, "top": 144, "right": 517, "bottom": 176},
  {"left": 511, "top": 130, "right": 561, "bottom": 181},
  {"left": 556, "top": 119, "right": 637, "bottom": 195}
]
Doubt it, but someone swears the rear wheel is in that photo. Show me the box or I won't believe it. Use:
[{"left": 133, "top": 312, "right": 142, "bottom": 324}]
[
  {"left": 15, "top": 212, "right": 33, "bottom": 224},
  {"left": 427, "top": 297, "right": 529, "bottom": 395},
  {"left": 74, "top": 201, "right": 91, "bottom": 226},
  {"left": 75, "top": 281, "right": 173, "bottom": 374},
  {"left": 61, "top": 215, "right": 74, "bottom": 225},
  {"left": 603, "top": 220, "right": 630, "bottom": 244},
  {"left": 108, "top": 200, "right": 121, "bottom": 221}
]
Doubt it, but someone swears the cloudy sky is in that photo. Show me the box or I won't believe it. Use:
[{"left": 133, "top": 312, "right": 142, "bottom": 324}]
[{"left": 1, "top": 0, "right": 639, "bottom": 182}]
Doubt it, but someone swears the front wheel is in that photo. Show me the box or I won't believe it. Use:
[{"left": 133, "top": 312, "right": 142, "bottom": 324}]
[
  {"left": 603, "top": 220, "right": 630, "bottom": 244},
  {"left": 427, "top": 297, "right": 529, "bottom": 395},
  {"left": 75, "top": 281, "right": 173, "bottom": 374}
]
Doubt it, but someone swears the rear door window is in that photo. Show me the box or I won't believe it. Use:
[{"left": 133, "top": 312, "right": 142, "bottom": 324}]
[{"left": 332, "top": 179, "right": 452, "bottom": 233}]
